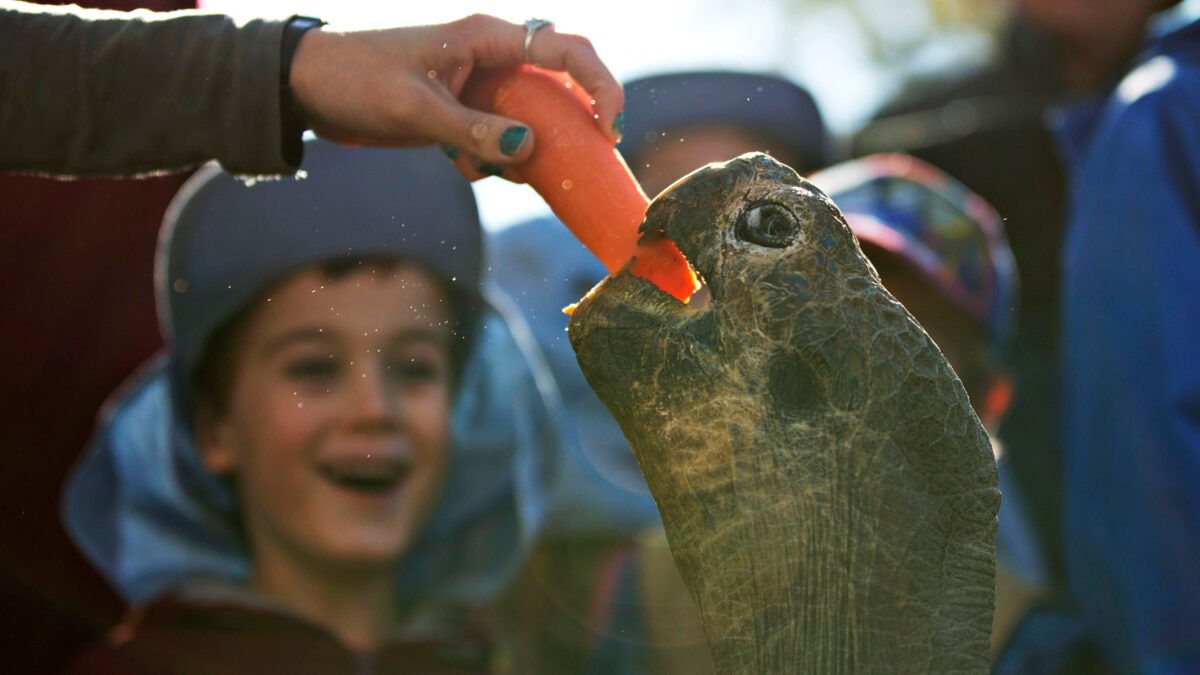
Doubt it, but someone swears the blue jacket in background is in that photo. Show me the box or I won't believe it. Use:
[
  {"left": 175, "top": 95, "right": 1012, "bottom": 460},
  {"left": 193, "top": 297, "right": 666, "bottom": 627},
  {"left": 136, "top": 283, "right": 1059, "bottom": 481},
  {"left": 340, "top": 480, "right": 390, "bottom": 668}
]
[{"left": 1055, "top": 18, "right": 1200, "bottom": 673}]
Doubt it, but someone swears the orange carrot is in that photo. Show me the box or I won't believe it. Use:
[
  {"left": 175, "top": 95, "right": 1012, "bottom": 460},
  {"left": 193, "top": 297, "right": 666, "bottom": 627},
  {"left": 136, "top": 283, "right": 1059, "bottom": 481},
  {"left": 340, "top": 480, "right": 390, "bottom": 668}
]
[{"left": 463, "top": 65, "right": 697, "bottom": 302}]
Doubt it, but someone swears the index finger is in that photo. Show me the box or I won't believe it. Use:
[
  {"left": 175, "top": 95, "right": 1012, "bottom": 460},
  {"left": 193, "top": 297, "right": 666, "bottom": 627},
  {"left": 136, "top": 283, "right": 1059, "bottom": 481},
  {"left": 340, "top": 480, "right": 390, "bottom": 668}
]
[
  {"left": 454, "top": 16, "right": 624, "bottom": 142},
  {"left": 526, "top": 28, "right": 625, "bottom": 142}
]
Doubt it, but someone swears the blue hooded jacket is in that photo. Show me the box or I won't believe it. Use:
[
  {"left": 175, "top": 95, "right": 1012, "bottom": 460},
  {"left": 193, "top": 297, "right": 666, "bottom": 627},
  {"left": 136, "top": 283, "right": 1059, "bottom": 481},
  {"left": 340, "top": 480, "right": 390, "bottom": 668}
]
[{"left": 1055, "top": 17, "right": 1200, "bottom": 672}]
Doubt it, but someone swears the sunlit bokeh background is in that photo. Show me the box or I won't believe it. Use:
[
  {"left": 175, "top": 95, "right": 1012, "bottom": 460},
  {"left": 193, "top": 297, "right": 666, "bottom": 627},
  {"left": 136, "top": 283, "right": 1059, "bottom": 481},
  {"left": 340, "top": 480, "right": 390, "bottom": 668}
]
[{"left": 203, "top": 0, "right": 1200, "bottom": 229}]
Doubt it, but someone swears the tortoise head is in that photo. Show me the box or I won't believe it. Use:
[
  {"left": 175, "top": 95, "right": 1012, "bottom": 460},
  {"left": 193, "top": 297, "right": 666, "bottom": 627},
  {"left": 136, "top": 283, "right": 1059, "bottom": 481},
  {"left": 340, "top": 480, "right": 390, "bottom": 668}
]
[
  {"left": 567, "top": 152, "right": 924, "bottom": 423},
  {"left": 568, "top": 152, "right": 986, "bottom": 490}
]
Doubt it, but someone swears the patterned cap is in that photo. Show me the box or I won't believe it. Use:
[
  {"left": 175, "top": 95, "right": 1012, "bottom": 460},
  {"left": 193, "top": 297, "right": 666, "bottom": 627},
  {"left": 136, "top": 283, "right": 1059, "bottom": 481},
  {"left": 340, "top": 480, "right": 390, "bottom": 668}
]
[
  {"left": 158, "top": 141, "right": 483, "bottom": 384},
  {"left": 809, "top": 153, "right": 1019, "bottom": 359}
]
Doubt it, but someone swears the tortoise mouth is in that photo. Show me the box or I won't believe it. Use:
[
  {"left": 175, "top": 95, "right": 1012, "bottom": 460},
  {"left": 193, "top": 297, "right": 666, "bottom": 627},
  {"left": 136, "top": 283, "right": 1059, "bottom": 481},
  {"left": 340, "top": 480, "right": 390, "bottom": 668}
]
[
  {"left": 569, "top": 154, "right": 769, "bottom": 342},
  {"left": 566, "top": 250, "right": 708, "bottom": 355},
  {"left": 564, "top": 213, "right": 707, "bottom": 320},
  {"left": 635, "top": 227, "right": 710, "bottom": 309}
]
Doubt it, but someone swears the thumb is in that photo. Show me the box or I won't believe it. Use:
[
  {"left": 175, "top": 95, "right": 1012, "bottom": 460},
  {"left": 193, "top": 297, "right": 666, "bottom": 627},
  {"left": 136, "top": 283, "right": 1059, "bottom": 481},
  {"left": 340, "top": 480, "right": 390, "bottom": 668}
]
[{"left": 431, "top": 96, "right": 535, "bottom": 165}]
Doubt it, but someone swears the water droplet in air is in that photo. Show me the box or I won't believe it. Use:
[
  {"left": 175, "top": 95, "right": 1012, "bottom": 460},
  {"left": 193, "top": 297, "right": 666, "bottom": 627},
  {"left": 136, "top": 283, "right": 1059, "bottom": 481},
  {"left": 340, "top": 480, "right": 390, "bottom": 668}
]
[
  {"left": 427, "top": 70, "right": 437, "bottom": 78},
  {"left": 561, "top": 180, "right": 573, "bottom": 190},
  {"left": 173, "top": 279, "right": 188, "bottom": 293},
  {"left": 564, "top": 82, "right": 572, "bottom": 88},
  {"left": 593, "top": 113, "right": 599, "bottom": 120}
]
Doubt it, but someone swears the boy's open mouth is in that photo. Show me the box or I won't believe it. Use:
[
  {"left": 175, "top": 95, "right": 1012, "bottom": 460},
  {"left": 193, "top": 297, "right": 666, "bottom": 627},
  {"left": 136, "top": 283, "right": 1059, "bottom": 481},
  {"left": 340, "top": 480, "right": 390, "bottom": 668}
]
[{"left": 317, "top": 459, "right": 412, "bottom": 493}]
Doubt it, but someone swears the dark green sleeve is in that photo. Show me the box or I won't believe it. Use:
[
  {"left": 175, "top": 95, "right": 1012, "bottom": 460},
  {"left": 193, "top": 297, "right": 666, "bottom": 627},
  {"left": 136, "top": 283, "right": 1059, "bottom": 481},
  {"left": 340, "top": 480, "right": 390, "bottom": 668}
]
[{"left": 0, "top": 0, "right": 294, "bottom": 176}]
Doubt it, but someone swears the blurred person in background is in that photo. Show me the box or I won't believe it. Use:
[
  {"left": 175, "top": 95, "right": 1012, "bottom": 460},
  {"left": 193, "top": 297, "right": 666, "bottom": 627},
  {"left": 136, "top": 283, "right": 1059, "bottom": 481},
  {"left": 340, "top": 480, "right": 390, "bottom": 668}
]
[
  {"left": 61, "top": 141, "right": 565, "bottom": 673},
  {"left": 1048, "top": 3, "right": 1200, "bottom": 671},
  {"left": 487, "top": 70, "right": 830, "bottom": 674},
  {"left": 616, "top": 71, "right": 831, "bottom": 198},
  {"left": 862, "top": 1, "right": 1200, "bottom": 670},
  {"left": 857, "top": 2, "right": 1200, "bottom": 671},
  {"left": 851, "top": 0, "right": 1196, "bottom": 613}
]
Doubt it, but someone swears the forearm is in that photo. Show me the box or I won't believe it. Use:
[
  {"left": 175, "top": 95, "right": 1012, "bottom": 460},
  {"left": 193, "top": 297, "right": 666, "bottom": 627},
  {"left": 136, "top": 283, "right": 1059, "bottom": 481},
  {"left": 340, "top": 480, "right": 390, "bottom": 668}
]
[{"left": 0, "top": 1, "right": 290, "bottom": 175}]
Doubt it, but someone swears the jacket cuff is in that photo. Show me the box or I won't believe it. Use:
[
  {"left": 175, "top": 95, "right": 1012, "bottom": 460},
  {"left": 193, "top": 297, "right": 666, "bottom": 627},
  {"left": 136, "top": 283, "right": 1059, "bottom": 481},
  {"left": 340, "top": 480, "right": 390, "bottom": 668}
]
[{"left": 220, "top": 17, "right": 292, "bottom": 175}]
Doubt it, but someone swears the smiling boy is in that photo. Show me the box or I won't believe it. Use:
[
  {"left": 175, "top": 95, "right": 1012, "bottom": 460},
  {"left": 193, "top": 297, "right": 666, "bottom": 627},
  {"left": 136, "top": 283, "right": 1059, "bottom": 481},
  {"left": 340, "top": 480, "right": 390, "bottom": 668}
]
[{"left": 62, "top": 141, "right": 560, "bottom": 673}]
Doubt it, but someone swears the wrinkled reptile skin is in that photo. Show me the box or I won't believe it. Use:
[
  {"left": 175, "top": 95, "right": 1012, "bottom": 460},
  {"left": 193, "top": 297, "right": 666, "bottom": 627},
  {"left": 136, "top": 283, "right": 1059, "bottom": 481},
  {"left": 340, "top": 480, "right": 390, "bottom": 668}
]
[{"left": 568, "top": 153, "right": 999, "bottom": 674}]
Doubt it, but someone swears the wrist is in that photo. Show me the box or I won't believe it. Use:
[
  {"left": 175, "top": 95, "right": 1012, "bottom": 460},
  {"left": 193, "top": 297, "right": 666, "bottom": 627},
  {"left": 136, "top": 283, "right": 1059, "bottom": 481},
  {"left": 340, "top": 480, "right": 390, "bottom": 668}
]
[{"left": 280, "top": 15, "right": 326, "bottom": 167}]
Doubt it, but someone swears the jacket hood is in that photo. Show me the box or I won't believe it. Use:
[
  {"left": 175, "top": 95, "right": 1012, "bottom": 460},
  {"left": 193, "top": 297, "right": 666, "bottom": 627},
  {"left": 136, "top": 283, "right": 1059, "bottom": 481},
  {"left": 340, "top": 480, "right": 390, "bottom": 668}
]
[{"left": 63, "top": 284, "right": 563, "bottom": 605}]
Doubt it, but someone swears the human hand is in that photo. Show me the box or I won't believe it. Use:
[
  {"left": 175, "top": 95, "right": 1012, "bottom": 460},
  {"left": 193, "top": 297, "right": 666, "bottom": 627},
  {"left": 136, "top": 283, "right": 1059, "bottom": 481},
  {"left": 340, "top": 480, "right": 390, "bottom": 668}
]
[{"left": 288, "top": 14, "right": 624, "bottom": 181}]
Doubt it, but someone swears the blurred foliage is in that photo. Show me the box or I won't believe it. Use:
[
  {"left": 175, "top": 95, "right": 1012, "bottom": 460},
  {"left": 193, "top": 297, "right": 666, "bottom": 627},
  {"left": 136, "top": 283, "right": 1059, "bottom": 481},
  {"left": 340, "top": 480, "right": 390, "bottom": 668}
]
[
  {"left": 925, "top": 0, "right": 1005, "bottom": 28},
  {"left": 780, "top": 0, "right": 1006, "bottom": 63}
]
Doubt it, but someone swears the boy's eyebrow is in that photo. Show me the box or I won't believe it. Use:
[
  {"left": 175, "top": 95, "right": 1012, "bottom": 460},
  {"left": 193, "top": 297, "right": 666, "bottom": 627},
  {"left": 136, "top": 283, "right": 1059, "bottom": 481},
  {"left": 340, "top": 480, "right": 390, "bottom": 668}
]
[
  {"left": 260, "top": 327, "right": 331, "bottom": 358},
  {"left": 260, "top": 326, "right": 451, "bottom": 357},
  {"left": 389, "top": 327, "right": 453, "bottom": 346}
]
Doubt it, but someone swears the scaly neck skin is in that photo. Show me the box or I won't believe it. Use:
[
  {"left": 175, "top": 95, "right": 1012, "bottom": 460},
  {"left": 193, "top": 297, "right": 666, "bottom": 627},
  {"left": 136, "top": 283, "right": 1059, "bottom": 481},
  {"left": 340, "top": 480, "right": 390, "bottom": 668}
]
[
  {"left": 249, "top": 549, "right": 399, "bottom": 652},
  {"left": 648, "top": 428, "right": 996, "bottom": 675},
  {"left": 691, "top": 508, "right": 993, "bottom": 674}
]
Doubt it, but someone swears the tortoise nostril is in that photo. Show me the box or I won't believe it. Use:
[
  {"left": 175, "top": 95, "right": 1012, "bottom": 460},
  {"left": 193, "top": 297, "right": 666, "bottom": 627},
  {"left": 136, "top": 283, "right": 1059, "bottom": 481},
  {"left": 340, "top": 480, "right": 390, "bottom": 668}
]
[{"left": 768, "top": 352, "right": 822, "bottom": 415}]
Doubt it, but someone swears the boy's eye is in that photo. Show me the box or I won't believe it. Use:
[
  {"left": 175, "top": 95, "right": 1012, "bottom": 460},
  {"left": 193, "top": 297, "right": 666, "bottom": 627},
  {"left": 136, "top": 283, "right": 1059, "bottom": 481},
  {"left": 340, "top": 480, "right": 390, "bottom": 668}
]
[
  {"left": 285, "top": 357, "right": 339, "bottom": 381},
  {"left": 388, "top": 356, "right": 444, "bottom": 384}
]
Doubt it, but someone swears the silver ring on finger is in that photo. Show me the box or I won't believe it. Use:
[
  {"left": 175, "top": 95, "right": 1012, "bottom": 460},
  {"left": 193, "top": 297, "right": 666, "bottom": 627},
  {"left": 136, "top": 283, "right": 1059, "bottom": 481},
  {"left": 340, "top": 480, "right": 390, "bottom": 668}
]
[{"left": 524, "top": 18, "right": 554, "bottom": 64}]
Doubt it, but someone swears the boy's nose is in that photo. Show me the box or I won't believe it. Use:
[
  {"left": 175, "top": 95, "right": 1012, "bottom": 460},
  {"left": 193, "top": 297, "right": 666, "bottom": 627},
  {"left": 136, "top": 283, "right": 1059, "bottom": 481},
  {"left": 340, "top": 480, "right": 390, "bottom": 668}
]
[{"left": 346, "top": 364, "right": 398, "bottom": 425}]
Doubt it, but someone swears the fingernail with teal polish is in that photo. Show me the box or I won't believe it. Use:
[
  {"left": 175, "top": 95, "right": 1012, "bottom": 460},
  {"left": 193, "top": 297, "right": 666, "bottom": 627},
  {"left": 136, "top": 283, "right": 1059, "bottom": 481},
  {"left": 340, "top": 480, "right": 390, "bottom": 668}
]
[
  {"left": 499, "top": 126, "right": 529, "bottom": 157},
  {"left": 439, "top": 143, "right": 458, "bottom": 159},
  {"left": 612, "top": 111, "right": 625, "bottom": 139},
  {"left": 479, "top": 163, "right": 504, "bottom": 177}
]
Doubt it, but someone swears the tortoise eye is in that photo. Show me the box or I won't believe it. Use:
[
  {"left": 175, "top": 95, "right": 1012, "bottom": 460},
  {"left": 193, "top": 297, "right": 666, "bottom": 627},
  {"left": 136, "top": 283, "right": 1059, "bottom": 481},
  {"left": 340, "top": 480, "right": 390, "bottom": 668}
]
[{"left": 736, "top": 202, "right": 799, "bottom": 248}]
